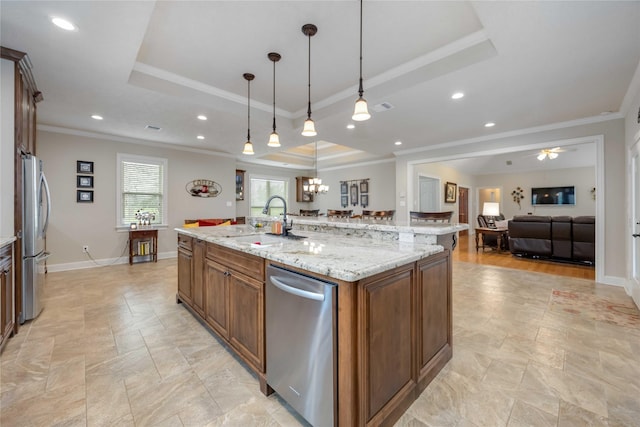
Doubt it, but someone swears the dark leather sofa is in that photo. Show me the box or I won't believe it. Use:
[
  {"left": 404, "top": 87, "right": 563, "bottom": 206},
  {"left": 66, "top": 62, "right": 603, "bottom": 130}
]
[{"left": 508, "top": 215, "right": 595, "bottom": 264}]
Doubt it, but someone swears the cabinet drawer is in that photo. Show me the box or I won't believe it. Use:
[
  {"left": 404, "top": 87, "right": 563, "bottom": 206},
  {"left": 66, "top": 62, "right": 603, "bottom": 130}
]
[
  {"left": 207, "top": 243, "right": 264, "bottom": 280},
  {"left": 178, "top": 234, "right": 193, "bottom": 251}
]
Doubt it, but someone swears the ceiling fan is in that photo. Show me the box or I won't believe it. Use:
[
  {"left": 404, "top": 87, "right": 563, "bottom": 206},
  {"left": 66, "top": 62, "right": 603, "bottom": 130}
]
[{"left": 537, "top": 147, "right": 565, "bottom": 161}]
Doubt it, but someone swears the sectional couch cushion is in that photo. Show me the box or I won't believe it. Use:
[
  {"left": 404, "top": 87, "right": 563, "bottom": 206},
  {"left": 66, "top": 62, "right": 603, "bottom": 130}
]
[
  {"left": 551, "top": 216, "right": 572, "bottom": 259},
  {"left": 572, "top": 216, "right": 595, "bottom": 262},
  {"left": 508, "top": 215, "right": 552, "bottom": 256},
  {"left": 507, "top": 215, "right": 595, "bottom": 264}
]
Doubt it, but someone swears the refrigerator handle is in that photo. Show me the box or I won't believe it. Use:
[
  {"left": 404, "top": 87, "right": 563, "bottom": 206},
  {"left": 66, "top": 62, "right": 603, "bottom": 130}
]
[{"left": 41, "top": 173, "right": 51, "bottom": 235}]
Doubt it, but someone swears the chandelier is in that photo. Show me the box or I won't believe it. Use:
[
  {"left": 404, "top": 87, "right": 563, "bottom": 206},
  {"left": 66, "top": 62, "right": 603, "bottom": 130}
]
[{"left": 303, "top": 141, "right": 329, "bottom": 194}]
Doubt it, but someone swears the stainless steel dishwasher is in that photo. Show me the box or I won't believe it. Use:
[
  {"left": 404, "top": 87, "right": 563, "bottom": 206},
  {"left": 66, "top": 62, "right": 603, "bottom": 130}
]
[{"left": 266, "top": 264, "right": 337, "bottom": 427}]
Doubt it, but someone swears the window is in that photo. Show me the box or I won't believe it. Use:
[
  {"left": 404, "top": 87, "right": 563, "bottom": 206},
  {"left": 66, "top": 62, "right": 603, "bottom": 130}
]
[
  {"left": 250, "top": 177, "right": 288, "bottom": 216},
  {"left": 117, "top": 153, "right": 168, "bottom": 227}
]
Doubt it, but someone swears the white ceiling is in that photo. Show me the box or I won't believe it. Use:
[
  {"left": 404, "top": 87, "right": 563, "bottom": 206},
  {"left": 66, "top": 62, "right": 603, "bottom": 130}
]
[{"left": 1, "top": 1, "right": 639, "bottom": 172}]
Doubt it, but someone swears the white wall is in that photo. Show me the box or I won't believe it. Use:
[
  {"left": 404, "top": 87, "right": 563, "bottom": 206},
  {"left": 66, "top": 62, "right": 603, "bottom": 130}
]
[
  {"left": 410, "top": 162, "right": 475, "bottom": 222},
  {"left": 396, "top": 118, "right": 626, "bottom": 283},
  {"left": 0, "top": 59, "right": 15, "bottom": 238},
  {"left": 473, "top": 167, "right": 596, "bottom": 220},
  {"left": 310, "top": 160, "right": 396, "bottom": 216},
  {"left": 37, "top": 130, "right": 237, "bottom": 268}
]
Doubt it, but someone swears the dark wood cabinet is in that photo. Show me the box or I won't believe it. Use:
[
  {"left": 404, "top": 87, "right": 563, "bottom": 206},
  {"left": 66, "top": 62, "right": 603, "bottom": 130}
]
[
  {"left": 417, "top": 251, "right": 452, "bottom": 391},
  {"left": 191, "top": 239, "right": 206, "bottom": 317},
  {"left": 176, "top": 231, "right": 452, "bottom": 426},
  {"left": 229, "top": 270, "right": 264, "bottom": 372},
  {"left": 0, "top": 243, "right": 15, "bottom": 353},
  {"left": 204, "top": 259, "right": 229, "bottom": 339},
  {"left": 3, "top": 46, "right": 42, "bottom": 337},
  {"left": 296, "top": 176, "right": 314, "bottom": 202},
  {"left": 359, "top": 265, "right": 415, "bottom": 423},
  {"left": 177, "top": 235, "right": 193, "bottom": 305},
  {"left": 177, "top": 238, "right": 265, "bottom": 375}
]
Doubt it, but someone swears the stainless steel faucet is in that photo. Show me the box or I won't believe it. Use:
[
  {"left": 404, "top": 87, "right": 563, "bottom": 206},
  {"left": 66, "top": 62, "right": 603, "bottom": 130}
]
[{"left": 262, "top": 195, "right": 289, "bottom": 236}]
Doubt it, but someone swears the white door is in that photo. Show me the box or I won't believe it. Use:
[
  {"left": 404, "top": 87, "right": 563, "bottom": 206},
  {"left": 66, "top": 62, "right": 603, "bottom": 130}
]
[
  {"left": 419, "top": 176, "right": 439, "bottom": 211},
  {"left": 631, "top": 140, "right": 640, "bottom": 305}
]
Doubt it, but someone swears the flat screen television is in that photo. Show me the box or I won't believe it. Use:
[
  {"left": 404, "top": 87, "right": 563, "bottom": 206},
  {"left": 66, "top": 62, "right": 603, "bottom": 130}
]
[{"left": 531, "top": 186, "right": 575, "bottom": 205}]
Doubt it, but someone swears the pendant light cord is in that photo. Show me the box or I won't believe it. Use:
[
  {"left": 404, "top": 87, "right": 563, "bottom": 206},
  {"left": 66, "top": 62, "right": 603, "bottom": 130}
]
[
  {"left": 247, "top": 78, "right": 251, "bottom": 141},
  {"left": 358, "top": 0, "right": 364, "bottom": 97},
  {"left": 307, "top": 32, "right": 312, "bottom": 119},
  {"left": 272, "top": 59, "right": 277, "bottom": 132}
]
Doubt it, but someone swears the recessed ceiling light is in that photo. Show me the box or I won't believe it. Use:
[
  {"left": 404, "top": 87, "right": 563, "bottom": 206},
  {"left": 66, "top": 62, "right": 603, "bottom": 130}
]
[
  {"left": 51, "top": 17, "right": 77, "bottom": 31},
  {"left": 451, "top": 92, "right": 464, "bottom": 100},
  {"left": 197, "top": 115, "right": 207, "bottom": 121},
  {"left": 394, "top": 141, "right": 402, "bottom": 146},
  {"left": 484, "top": 122, "right": 495, "bottom": 128},
  {"left": 196, "top": 135, "right": 205, "bottom": 140},
  {"left": 346, "top": 124, "right": 355, "bottom": 129},
  {"left": 91, "top": 115, "right": 103, "bottom": 120}
]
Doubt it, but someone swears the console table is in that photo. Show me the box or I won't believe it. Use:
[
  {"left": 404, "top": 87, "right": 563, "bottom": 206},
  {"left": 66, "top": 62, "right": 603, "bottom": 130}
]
[
  {"left": 129, "top": 228, "right": 158, "bottom": 264},
  {"left": 475, "top": 227, "right": 509, "bottom": 253}
]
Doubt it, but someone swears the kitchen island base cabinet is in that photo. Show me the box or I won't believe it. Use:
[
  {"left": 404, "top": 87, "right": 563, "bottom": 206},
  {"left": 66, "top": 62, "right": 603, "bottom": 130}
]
[
  {"left": 176, "top": 232, "right": 451, "bottom": 426},
  {"left": 176, "top": 237, "right": 266, "bottom": 382}
]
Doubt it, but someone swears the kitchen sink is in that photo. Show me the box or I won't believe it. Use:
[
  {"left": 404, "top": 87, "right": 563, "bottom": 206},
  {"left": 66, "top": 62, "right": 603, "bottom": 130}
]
[
  {"left": 266, "top": 232, "right": 307, "bottom": 240},
  {"left": 230, "top": 233, "right": 307, "bottom": 246}
]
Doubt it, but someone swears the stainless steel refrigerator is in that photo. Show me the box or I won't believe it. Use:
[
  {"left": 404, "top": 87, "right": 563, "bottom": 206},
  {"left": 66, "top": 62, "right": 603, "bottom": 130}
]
[{"left": 21, "top": 154, "right": 51, "bottom": 323}]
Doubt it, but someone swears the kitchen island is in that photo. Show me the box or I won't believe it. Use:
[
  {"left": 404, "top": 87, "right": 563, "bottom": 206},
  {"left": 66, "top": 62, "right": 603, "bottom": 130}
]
[{"left": 176, "top": 219, "right": 462, "bottom": 426}]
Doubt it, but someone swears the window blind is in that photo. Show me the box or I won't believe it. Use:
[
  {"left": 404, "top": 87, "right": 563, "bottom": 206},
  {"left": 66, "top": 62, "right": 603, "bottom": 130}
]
[{"left": 121, "top": 159, "right": 164, "bottom": 225}]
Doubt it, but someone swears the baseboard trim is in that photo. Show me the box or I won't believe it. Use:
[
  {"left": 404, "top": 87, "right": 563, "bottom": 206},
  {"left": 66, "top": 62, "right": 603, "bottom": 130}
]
[{"left": 47, "top": 251, "right": 177, "bottom": 272}]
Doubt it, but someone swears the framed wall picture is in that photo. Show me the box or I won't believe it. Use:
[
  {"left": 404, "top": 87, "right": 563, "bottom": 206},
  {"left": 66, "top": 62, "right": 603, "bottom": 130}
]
[
  {"left": 77, "top": 160, "right": 94, "bottom": 174},
  {"left": 77, "top": 190, "right": 94, "bottom": 203},
  {"left": 361, "top": 194, "right": 369, "bottom": 207},
  {"left": 341, "top": 195, "right": 348, "bottom": 207},
  {"left": 445, "top": 182, "right": 457, "bottom": 203},
  {"left": 360, "top": 180, "right": 368, "bottom": 194},
  {"left": 77, "top": 175, "right": 94, "bottom": 188},
  {"left": 350, "top": 183, "right": 359, "bottom": 206},
  {"left": 340, "top": 182, "right": 348, "bottom": 195}
]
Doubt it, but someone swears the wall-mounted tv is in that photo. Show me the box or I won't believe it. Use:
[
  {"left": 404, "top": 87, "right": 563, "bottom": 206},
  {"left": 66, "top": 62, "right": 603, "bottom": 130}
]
[{"left": 531, "top": 186, "right": 575, "bottom": 206}]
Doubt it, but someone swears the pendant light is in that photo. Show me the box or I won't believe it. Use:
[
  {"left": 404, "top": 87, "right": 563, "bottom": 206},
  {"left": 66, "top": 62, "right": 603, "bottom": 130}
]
[
  {"left": 301, "top": 24, "right": 318, "bottom": 137},
  {"left": 267, "top": 52, "right": 281, "bottom": 147},
  {"left": 352, "top": 0, "right": 371, "bottom": 121},
  {"left": 303, "top": 141, "right": 329, "bottom": 194},
  {"left": 242, "top": 73, "right": 255, "bottom": 155}
]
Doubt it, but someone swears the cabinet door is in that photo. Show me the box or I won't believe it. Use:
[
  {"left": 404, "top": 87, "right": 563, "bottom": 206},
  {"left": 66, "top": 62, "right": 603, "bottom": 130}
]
[
  {"left": 229, "top": 272, "right": 264, "bottom": 372},
  {"left": 417, "top": 251, "right": 452, "bottom": 389},
  {"left": 177, "top": 247, "right": 193, "bottom": 304},
  {"left": 192, "top": 239, "right": 206, "bottom": 317},
  {"left": 360, "top": 266, "right": 414, "bottom": 422},
  {"left": 204, "top": 259, "right": 229, "bottom": 339}
]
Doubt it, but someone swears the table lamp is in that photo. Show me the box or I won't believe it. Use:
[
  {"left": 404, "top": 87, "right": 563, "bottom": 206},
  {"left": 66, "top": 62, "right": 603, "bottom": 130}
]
[{"left": 482, "top": 202, "right": 500, "bottom": 228}]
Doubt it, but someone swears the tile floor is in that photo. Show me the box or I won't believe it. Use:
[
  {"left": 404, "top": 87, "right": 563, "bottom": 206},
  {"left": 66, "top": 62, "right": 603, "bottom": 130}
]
[{"left": 1, "top": 259, "right": 639, "bottom": 426}]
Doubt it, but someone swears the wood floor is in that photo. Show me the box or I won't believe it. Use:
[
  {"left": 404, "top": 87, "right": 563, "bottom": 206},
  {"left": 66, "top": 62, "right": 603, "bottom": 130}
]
[{"left": 453, "top": 233, "right": 596, "bottom": 280}]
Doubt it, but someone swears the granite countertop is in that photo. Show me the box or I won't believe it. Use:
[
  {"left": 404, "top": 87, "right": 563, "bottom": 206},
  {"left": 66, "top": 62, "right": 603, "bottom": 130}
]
[
  {"left": 265, "top": 216, "right": 468, "bottom": 235},
  {"left": 0, "top": 236, "right": 17, "bottom": 248},
  {"left": 176, "top": 225, "right": 444, "bottom": 282}
]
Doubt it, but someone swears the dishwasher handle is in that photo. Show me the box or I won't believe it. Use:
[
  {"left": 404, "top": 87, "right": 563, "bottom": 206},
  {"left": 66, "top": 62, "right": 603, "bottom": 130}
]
[{"left": 269, "top": 276, "right": 325, "bottom": 301}]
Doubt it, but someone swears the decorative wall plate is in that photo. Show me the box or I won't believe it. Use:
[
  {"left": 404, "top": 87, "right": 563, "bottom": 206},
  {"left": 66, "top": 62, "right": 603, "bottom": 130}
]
[{"left": 185, "top": 179, "right": 222, "bottom": 197}]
